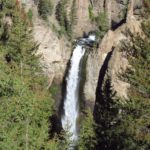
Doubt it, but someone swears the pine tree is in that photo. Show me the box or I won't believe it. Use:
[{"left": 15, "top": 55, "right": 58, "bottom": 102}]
[
  {"left": 0, "top": 1, "right": 55, "bottom": 149},
  {"left": 69, "top": 0, "right": 77, "bottom": 38},
  {"left": 119, "top": 20, "right": 150, "bottom": 149},
  {"left": 78, "top": 109, "right": 97, "bottom": 150},
  {"left": 55, "top": 0, "right": 68, "bottom": 30},
  {"left": 55, "top": 0, "right": 75, "bottom": 39},
  {"left": 94, "top": 77, "right": 121, "bottom": 150},
  {"left": 38, "top": 0, "right": 53, "bottom": 20}
]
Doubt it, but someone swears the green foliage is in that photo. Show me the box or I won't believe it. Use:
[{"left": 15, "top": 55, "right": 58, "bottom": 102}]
[
  {"left": 119, "top": 20, "right": 150, "bottom": 149},
  {"left": 47, "top": 131, "right": 73, "bottom": 150},
  {"left": 27, "top": 9, "right": 33, "bottom": 22},
  {"left": 122, "top": 25, "right": 150, "bottom": 98},
  {"left": 69, "top": 0, "right": 77, "bottom": 30},
  {"left": 55, "top": 0, "right": 77, "bottom": 40},
  {"left": 38, "top": 0, "right": 53, "bottom": 20},
  {"left": 143, "top": 0, "right": 150, "bottom": 17},
  {"left": 94, "top": 19, "right": 150, "bottom": 149},
  {"left": 95, "top": 12, "right": 109, "bottom": 32},
  {"left": 0, "top": 1, "right": 55, "bottom": 149},
  {"left": 55, "top": 0, "right": 69, "bottom": 34},
  {"left": 94, "top": 77, "right": 122, "bottom": 149},
  {"left": 51, "top": 23, "right": 64, "bottom": 39},
  {"left": 78, "top": 109, "right": 97, "bottom": 150},
  {"left": 94, "top": 12, "right": 109, "bottom": 39},
  {"left": 88, "top": 5, "right": 94, "bottom": 21},
  {"left": 96, "top": 78, "right": 119, "bottom": 125},
  {"left": 49, "top": 83, "right": 59, "bottom": 99},
  {"left": 92, "top": 9, "right": 150, "bottom": 150},
  {"left": 3, "top": 0, "right": 16, "bottom": 9},
  {"left": 88, "top": 5, "right": 109, "bottom": 39}
]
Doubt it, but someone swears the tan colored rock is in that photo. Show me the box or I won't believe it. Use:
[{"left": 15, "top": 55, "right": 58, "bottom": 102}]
[
  {"left": 106, "top": 48, "right": 130, "bottom": 99},
  {"left": 22, "top": 0, "right": 143, "bottom": 103},
  {"left": 84, "top": 28, "right": 126, "bottom": 102},
  {"left": 74, "top": 0, "right": 95, "bottom": 37},
  {"left": 84, "top": 14, "right": 142, "bottom": 104},
  {"left": 23, "top": 0, "right": 72, "bottom": 86},
  {"left": 3, "top": 16, "right": 12, "bottom": 26},
  {"left": 33, "top": 19, "right": 71, "bottom": 84}
]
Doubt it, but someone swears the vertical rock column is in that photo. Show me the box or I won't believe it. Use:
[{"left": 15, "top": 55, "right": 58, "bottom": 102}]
[
  {"left": 127, "top": 0, "right": 134, "bottom": 22},
  {"left": 105, "top": 0, "right": 112, "bottom": 28}
]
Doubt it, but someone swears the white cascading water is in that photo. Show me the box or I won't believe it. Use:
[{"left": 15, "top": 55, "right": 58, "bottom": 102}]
[{"left": 61, "top": 35, "right": 95, "bottom": 144}]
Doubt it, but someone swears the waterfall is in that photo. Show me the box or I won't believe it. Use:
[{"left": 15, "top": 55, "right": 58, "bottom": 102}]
[{"left": 61, "top": 35, "right": 95, "bottom": 144}]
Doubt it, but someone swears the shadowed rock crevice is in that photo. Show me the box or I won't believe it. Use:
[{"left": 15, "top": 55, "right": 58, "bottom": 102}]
[
  {"left": 48, "top": 59, "right": 71, "bottom": 139},
  {"left": 111, "top": 18, "right": 126, "bottom": 31},
  {"left": 58, "top": 59, "right": 71, "bottom": 118},
  {"left": 94, "top": 48, "right": 114, "bottom": 123}
]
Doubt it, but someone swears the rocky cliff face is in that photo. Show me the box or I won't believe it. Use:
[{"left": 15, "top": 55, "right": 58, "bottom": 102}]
[
  {"left": 84, "top": 0, "right": 143, "bottom": 107},
  {"left": 22, "top": 0, "right": 143, "bottom": 108},
  {"left": 22, "top": 0, "right": 72, "bottom": 86},
  {"left": 33, "top": 17, "right": 71, "bottom": 85}
]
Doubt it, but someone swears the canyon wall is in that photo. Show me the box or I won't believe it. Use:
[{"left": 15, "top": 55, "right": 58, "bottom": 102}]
[
  {"left": 22, "top": 0, "right": 72, "bottom": 86},
  {"left": 84, "top": 0, "right": 143, "bottom": 108},
  {"left": 22, "top": 0, "right": 143, "bottom": 108}
]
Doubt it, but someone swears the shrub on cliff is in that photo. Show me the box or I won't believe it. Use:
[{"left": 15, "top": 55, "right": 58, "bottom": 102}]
[
  {"left": 78, "top": 109, "right": 97, "bottom": 150},
  {"left": 94, "top": 78, "right": 122, "bottom": 150},
  {"left": 94, "top": 19, "right": 150, "bottom": 150},
  {"left": 119, "top": 21, "right": 150, "bottom": 149},
  {"left": 55, "top": 0, "right": 77, "bottom": 40},
  {"left": 88, "top": 6, "right": 109, "bottom": 39},
  {"left": 38, "top": 0, "right": 53, "bottom": 20}
]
